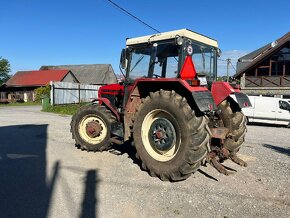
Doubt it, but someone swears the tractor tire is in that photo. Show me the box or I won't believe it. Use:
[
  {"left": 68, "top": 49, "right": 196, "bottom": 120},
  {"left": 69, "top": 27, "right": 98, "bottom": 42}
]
[
  {"left": 71, "top": 104, "right": 116, "bottom": 151},
  {"left": 218, "top": 98, "right": 247, "bottom": 154},
  {"left": 133, "top": 90, "right": 210, "bottom": 181}
]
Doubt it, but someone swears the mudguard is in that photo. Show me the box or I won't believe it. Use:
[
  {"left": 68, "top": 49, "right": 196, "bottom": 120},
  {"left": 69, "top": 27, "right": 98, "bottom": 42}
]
[
  {"left": 211, "top": 81, "right": 251, "bottom": 108},
  {"left": 192, "top": 90, "right": 218, "bottom": 111},
  {"left": 91, "top": 98, "right": 120, "bottom": 121},
  {"left": 211, "top": 81, "right": 235, "bottom": 106},
  {"left": 233, "top": 92, "right": 252, "bottom": 108}
]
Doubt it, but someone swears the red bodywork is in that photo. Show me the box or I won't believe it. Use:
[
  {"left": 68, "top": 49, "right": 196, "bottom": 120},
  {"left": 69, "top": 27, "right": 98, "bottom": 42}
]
[
  {"left": 92, "top": 84, "right": 125, "bottom": 121},
  {"left": 98, "top": 83, "right": 125, "bottom": 98},
  {"left": 211, "top": 81, "right": 239, "bottom": 106}
]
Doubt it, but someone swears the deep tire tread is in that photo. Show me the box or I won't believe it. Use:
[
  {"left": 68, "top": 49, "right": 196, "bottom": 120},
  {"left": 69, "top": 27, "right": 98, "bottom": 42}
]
[
  {"left": 133, "top": 90, "right": 210, "bottom": 181},
  {"left": 218, "top": 99, "right": 247, "bottom": 153}
]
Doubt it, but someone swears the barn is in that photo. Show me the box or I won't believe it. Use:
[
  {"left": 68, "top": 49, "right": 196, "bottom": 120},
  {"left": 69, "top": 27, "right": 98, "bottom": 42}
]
[{"left": 0, "top": 69, "right": 78, "bottom": 102}]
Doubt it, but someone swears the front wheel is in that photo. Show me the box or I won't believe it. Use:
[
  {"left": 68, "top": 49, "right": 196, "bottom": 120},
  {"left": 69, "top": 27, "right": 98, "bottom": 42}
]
[
  {"left": 133, "top": 90, "right": 210, "bottom": 181},
  {"left": 71, "top": 104, "right": 116, "bottom": 151}
]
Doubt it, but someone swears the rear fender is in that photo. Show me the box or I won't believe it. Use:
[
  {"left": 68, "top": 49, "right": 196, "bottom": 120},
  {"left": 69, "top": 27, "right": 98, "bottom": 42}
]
[
  {"left": 211, "top": 81, "right": 251, "bottom": 108},
  {"left": 211, "top": 81, "right": 237, "bottom": 106},
  {"left": 231, "top": 92, "right": 252, "bottom": 108},
  {"left": 132, "top": 79, "right": 217, "bottom": 112}
]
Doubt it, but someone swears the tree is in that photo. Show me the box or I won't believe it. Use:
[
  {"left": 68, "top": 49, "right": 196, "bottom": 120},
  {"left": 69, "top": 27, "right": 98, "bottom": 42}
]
[{"left": 0, "top": 57, "right": 11, "bottom": 85}]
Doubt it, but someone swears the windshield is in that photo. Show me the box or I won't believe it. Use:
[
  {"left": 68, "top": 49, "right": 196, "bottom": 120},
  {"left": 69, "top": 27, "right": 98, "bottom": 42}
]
[
  {"left": 189, "top": 42, "right": 216, "bottom": 82},
  {"left": 127, "top": 40, "right": 217, "bottom": 81},
  {"left": 128, "top": 46, "right": 151, "bottom": 79},
  {"left": 128, "top": 42, "right": 180, "bottom": 79}
]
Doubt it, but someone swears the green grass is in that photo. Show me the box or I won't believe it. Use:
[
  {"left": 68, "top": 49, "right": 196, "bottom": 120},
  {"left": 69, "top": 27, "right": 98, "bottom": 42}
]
[
  {"left": 42, "top": 103, "right": 86, "bottom": 115},
  {"left": 0, "top": 102, "right": 41, "bottom": 107}
]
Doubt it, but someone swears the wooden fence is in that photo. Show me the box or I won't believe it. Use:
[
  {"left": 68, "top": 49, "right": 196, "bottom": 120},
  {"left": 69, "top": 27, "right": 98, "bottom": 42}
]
[
  {"left": 245, "top": 76, "right": 290, "bottom": 87},
  {"left": 50, "top": 81, "right": 100, "bottom": 105}
]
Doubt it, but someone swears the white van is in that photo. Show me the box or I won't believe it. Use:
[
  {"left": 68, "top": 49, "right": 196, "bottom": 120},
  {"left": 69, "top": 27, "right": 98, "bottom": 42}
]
[{"left": 242, "top": 96, "right": 290, "bottom": 126}]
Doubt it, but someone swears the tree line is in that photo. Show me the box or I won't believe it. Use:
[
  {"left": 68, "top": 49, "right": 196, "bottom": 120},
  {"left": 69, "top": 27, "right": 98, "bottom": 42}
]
[{"left": 0, "top": 57, "right": 11, "bottom": 86}]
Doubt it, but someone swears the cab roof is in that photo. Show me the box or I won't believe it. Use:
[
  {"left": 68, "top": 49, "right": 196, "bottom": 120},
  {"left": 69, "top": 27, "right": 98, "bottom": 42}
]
[{"left": 126, "top": 29, "right": 218, "bottom": 48}]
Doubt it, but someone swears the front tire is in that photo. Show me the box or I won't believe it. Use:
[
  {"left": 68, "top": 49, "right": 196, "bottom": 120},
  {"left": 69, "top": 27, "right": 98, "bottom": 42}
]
[
  {"left": 133, "top": 90, "right": 210, "bottom": 181},
  {"left": 71, "top": 104, "right": 116, "bottom": 151}
]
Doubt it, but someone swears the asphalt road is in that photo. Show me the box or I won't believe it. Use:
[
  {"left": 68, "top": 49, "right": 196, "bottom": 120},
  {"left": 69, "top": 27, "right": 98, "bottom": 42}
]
[{"left": 0, "top": 106, "right": 289, "bottom": 218}]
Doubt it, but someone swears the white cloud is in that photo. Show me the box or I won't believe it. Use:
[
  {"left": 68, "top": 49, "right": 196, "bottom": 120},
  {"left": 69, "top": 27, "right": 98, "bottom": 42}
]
[{"left": 218, "top": 50, "right": 249, "bottom": 76}]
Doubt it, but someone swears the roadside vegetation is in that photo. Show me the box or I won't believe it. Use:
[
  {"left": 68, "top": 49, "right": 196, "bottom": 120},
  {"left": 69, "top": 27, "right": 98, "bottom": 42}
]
[
  {"left": 42, "top": 103, "right": 85, "bottom": 115},
  {"left": 35, "top": 85, "right": 50, "bottom": 102}
]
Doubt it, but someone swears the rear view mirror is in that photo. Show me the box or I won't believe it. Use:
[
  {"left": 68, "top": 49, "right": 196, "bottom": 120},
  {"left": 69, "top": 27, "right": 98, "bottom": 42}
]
[
  {"left": 217, "top": 48, "right": 222, "bottom": 57},
  {"left": 120, "top": 48, "right": 127, "bottom": 69}
]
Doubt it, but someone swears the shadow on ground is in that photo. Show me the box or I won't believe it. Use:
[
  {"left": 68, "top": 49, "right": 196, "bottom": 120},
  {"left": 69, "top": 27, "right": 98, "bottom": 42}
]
[
  {"left": 0, "top": 124, "right": 55, "bottom": 218},
  {"left": 0, "top": 124, "right": 99, "bottom": 218},
  {"left": 109, "top": 140, "right": 223, "bottom": 182},
  {"left": 263, "top": 144, "right": 290, "bottom": 157},
  {"left": 109, "top": 140, "right": 142, "bottom": 168}
]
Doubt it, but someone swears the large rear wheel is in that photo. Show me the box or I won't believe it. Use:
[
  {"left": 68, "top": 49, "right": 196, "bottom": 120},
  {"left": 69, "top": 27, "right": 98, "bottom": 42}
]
[
  {"left": 71, "top": 104, "right": 116, "bottom": 151},
  {"left": 218, "top": 98, "right": 247, "bottom": 155},
  {"left": 133, "top": 90, "right": 210, "bottom": 181}
]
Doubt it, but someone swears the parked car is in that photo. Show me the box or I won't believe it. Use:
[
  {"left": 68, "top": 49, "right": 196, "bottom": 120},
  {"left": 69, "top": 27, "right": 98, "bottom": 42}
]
[{"left": 242, "top": 96, "right": 290, "bottom": 127}]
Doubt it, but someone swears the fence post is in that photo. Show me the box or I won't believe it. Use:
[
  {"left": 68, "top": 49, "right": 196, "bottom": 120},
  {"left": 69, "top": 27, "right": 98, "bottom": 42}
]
[
  {"left": 50, "top": 81, "right": 54, "bottom": 106},
  {"left": 78, "top": 83, "right": 81, "bottom": 106}
]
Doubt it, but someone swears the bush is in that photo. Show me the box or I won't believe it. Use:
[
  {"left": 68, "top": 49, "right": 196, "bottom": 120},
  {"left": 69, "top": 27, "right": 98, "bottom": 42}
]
[{"left": 35, "top": 85, "right": 50, "bottom": 102}]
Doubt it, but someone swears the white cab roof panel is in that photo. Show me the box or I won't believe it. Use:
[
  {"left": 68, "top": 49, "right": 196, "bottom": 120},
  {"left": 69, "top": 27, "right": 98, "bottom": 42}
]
[{"left": 126, "top": 29, "right": 218, "bottom": 48}]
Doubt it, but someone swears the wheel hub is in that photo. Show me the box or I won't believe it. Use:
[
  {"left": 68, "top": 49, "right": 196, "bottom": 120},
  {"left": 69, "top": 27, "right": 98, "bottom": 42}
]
[
  {"left": 149, "top": 118, "right": 176, "bottom": 152},
  {"left": 86, "top": 120, "right": 102, "bottom": 138}
]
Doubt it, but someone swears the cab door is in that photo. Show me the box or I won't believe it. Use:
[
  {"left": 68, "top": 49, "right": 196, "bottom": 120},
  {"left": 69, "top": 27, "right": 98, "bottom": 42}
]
[
  {"left": 253, "top": 97, "right": 277, "bottom": 124},
  {"left": 276, "top": 100, "right": 290, "bottom": 125}
]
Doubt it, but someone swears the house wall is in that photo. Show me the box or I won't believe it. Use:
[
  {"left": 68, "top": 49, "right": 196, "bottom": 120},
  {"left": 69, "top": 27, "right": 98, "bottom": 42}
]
[
  {"left": 240, "top": 43, "right": 290, "bottom": 97},
  {"left": 62, "top": 72, "right": 79, "bottom": 83},
  {"left": 0, "top": 92, "right": 8, "bottom": 103},
  {"left": 7, "top": 90, "right": 35, "bottom": 102},
  {"left": 0, "top": 87, "right": 36, "bottom": 103}
]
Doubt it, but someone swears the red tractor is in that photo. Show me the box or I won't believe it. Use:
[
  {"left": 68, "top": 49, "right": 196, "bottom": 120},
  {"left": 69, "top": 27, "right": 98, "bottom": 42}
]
[{"left": 71, "top": 29, "right": 251, "bottom": 181}]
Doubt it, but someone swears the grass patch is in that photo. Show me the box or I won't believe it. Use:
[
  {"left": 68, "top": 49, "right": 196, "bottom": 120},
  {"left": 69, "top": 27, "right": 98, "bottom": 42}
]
[
  {"left": 0, "top": 102, "right": 41, "bottom": 107},
  {"left": 42, "top": 103, "right": 86, "bottom": 115}
]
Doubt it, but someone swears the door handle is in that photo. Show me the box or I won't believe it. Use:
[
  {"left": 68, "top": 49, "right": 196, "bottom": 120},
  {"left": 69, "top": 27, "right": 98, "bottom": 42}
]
[{"left": 278, "top": 111, "right": 283, "bottom": 113}]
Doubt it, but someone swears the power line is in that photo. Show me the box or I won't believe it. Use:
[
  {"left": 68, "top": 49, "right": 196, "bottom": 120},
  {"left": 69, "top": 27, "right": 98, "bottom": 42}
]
[
  {"left": 217, "top": 58, "right": 227, "bottom": 62},
  {"left": 229, "top": 61, "right": 236, "bottom": 71},
  {"left": 104, "top": 0, "right": 160, "bottom": 33},
  {"left": 218, "top": 57, "right": 237, "bottom": 71}
]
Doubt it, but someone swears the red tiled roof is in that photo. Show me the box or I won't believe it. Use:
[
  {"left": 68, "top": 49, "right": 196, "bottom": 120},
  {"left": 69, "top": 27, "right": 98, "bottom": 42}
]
[{"left": 5, "top": 70, "right": 70, "bottom": 87}]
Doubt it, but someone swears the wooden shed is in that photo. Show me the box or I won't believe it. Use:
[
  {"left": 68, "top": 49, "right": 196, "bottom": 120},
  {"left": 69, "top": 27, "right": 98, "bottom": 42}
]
[{"left": 0, "top": 69, "right": 78, "bottom": 102}]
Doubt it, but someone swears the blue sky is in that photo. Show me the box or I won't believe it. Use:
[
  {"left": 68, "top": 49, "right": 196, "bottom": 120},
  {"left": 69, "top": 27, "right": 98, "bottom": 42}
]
[{"left": 1, "top": 0, "right": 289, "bottom": 76}]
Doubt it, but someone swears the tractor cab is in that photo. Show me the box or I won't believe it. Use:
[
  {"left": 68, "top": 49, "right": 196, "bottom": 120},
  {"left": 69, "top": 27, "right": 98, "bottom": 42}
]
[{"left": 121, "top": 29, "right": 220, "bottom": 85}]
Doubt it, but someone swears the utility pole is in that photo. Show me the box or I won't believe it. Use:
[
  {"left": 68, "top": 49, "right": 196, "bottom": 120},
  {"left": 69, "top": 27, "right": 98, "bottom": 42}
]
[{"left": 226, "top": 58, "right": 231, "bottom": 82}]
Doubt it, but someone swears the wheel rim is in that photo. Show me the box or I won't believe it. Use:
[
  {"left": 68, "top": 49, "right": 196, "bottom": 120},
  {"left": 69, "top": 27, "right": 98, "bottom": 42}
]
[
  {"left": 141, "top": 109, "right": 180, "bottom": 162},
  {"left": 79, "top": 115, "right": 108, "bottom": 144}
]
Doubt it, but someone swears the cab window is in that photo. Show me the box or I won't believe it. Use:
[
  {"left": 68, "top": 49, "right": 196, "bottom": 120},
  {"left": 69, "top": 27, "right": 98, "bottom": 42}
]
[{"left": 279, "top": 100, "right": 290, "bottom": 111}]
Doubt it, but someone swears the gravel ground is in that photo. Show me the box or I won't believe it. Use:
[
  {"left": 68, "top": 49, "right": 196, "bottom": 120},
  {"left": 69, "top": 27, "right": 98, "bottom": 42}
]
[{"left": 0, "top": 106, "right": 289, "bottom": 218}]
